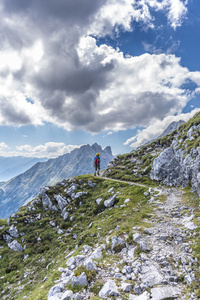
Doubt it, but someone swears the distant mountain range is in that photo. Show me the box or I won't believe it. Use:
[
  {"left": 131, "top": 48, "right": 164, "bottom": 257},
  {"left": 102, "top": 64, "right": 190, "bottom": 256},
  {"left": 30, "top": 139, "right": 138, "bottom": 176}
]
[
  {"left": 0, "top": 143, "right": 113, "bottom": 219},
  {"left": 0, "top": 156, "right": 48, "bottom": 182}
]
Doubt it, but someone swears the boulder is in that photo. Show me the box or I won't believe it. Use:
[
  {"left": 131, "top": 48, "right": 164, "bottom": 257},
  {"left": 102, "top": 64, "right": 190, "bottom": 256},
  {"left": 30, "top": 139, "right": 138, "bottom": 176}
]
[
  {"left": 129, "top": 291, "right": 150, "bottom": 300},
  {"left": 104, "top": 194, "right": 117, "bottom": 208},
  {"left": 8, "top": 240, "right": 23, "bottom": 251},
  {"left": 62, "top": 209, "right": 69, "bottom": 221},
  {"left": 151, "top": 286, "right": 181, "bottom": 300},
  {"left": 39, "top": 186, "right": 54, "bottom": 211},
  {"left": 48, "top": 283, "right": 65, "bottom": 299},
  {"left": 139, "top": 263, "right": 163, "bottom": 287},
  {"left": 54, "top": 195, "right": 68, "bottom": 210},
  {"left": 8, "top": 225, "right": 19, "bottom": 238},
  {"left": 133, "top": 233, "right": 150, "bottom": 251},
  {"left": 90, "top": 247, "right": 103, "bottom": 260},
  {"left": 74, "top": 191, "right": 87, "bottom": 199},
  {"left": 71, "top": 272, "right": 88, "bottom": 286},
  {"left": 96, "top": 197, "right": 102, "bottom": 205},
  {"left": 66, "top": 256, "right": 76, "bottom": 268},
  {"left": 99, "top": 280, "right": 120, "bottom": 298},
  {"left": 111, "top": 235, "right": 125, "bottom": 251},
  {"left": 84, "top": 258, "right": 97, "bottom": 270},
  {"left": 61, "top": 290, "right": 74, "bottom": 300},
  {"left": 121, "top": 282, "right": 132, "bottom": 292}
]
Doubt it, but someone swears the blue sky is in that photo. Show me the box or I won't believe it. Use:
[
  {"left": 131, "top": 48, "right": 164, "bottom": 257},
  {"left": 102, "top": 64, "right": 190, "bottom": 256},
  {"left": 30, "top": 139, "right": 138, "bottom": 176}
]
[{"left": 0, "top": 0, "right": 200, "bottom": 157}]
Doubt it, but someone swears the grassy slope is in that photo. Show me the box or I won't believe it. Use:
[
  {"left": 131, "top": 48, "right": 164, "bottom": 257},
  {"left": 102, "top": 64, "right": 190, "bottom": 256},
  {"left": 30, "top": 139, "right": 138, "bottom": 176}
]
[
  {"left": 1, "top": 112, "right": 200, "bottom": 299},
  {"left": 0, "top": 175, "right": 153, "bottom": 300}
]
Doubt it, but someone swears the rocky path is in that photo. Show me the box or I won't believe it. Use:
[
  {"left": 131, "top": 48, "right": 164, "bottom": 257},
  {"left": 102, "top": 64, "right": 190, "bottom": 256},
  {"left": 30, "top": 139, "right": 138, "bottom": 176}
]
[
  {"left": 94, "top": 184, "right": 198, "bottom": 299},
  {"left": 101, "top": 176, "right": 148, "bottom": 188}
]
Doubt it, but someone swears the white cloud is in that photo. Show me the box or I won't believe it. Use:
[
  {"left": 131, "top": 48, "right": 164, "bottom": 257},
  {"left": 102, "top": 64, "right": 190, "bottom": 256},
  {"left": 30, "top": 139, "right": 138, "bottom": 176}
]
[
  {"left": 0, "top": 0, "right": 193, "bottom": 135},
  {"left": 0, "top": 142, "right": 9, "bottom": 151},
  {"left": 124, "top": 108, "right": 200, "bottom": 148},
  {"left": 89, "top": 0, "right": 188, "bottom": 37},
  {"left": 15, "top": 142, "right": 83, "bottom": 158}
]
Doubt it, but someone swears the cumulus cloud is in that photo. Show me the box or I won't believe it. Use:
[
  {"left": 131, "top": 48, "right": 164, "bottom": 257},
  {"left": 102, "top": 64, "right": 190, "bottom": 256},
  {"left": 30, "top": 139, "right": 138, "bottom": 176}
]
[
  {"left": 0, "top": 142, "right": 9, "bottom": 151},
  {"left": 0, "top": 0, "right": 194, "bottom": 136},
  {"left": 15, "top": 142, "right": 83, "bottom": 158},
  {"left": 124, "top": 108, "right": 200, "bottom": 148}
]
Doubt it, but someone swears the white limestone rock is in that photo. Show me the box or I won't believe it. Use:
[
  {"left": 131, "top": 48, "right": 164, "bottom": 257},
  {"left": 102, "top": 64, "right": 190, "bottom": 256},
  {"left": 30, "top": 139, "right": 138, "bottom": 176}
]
[
  {"left": 71, "top": 272, "right": 88, "bottom": 286},
  {"left": 84, "top": 258, "right": 97, "bottom": 270},
  {"left": 96, "top": 197, "right": 102, "bottom": 205},
  {"left": 99, "top": 280, "right": 120, "bottom": 298},
  {"left": 139, "top": 264, "right": 163, "bottom": 287},
  {"left": 61, "top": 290, "right": 74, "bottom": 300},
  {"left": 104, "top": 194, "right": 117, "bottom": 208},
  {"left": 54, "top": 195, "right": 68, "bottom": 210},
  {"left": 129, "top": 291, "right": 150, "bottom": 300},
  {"left": 66, "top": 256, "right": 76, "bottom": 268},
  {"left": 39, "top": 186, "right": 55, "bottom": 211},
  {"left": 151, "top": 286, "right": 181, "bottom": 300},
  {"left": 8, "top": 240, "right": 23, "bottom": 251},
  {"left": 111, "top": 235, "right": 125, "bottom": 251},
  {"left": 133, "top": 233, "right": 150, "bottom": 251},
  {"left": 8, "top": 225, "right": 19, "bottom": 238},
  {"left": 121, "top": 282, "right": 132, "bottom": 292},
  {"left": 90, "top": 247, "right": 103, "bottom": 260},
  {"left": 48, "top": 283, "right": 65, "bottom": 299},
  {"left": 108, "top": 187, "right": 115, "bottom": 193},
  {"left": 74, "top": 191, "right": 87, "bottom": 199},
  {"left": 61, "top": 208, "right": 69, "bottom": 220},
  {"left": 82, "top": 245, "right": 93, "bottom": 253}
]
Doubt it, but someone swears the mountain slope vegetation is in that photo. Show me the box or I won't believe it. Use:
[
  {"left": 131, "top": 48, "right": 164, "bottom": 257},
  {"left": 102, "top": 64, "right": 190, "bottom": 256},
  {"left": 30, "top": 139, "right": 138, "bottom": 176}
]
[{"left": 0, "top": 112, "right": 200, "bottom": 300}]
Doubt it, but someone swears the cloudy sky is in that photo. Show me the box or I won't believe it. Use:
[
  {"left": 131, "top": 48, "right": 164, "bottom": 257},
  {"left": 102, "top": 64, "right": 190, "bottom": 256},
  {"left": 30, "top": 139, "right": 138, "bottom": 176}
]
[{"left": 0, "top": 0, "right": 200, "bottom": 158}]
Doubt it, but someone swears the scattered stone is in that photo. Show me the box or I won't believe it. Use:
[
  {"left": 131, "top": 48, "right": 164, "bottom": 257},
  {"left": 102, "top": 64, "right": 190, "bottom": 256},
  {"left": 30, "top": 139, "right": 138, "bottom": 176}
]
[
  {"left": 99, "top": 280, "right": 120, "bottom": 298},
  {"left": 88, "top": 181, "right": 96, "bottom": 188},
  {"left": 48, "top": 283, "right": 65, "bottom": 299},
  {"left": 111, "top": 235, "right": 125, "bottom": 251},
  {"left": 75, "top": 191, "right": 88, "bottom": 199},
  {"left": 129, "top": 291, "right": 150, "bottom": 300},
  {"left": 8, "top": 240, "right": 23, "bottom": 251},
  {"left": 124, "top": 198, "right": 130, "bottom": 203},
  {"left": 108, "top": 187, "right": 115, "bottom": 193},
  {"left": 96, "top": 197, "right": 102, "bottom": 205},
  {"left": 66, "top": 256, "right": 76, "bottom": 268},
  {"left": 54, "top": 195, "right": 68, "bottom": 210},
  {"left": 151, "top": 286, "right": 181, "bottom": 300},
  {"left": 61, "top": 290, "right": 74, "bottom": 299},
  {"left": 104, "top": 194, "right": 117, "bottom": 208},
  {"left": 84, "top": 258, "right": 97, "bottom": 270},
  {"left": 121, "top": 282, "right": 132, "bottom": 292},
  {"left": 71, "top": 272, "right": 88, "bottom": 286},
  {"left": 8, "top": 225, "right": 19, "bottom": 238}
]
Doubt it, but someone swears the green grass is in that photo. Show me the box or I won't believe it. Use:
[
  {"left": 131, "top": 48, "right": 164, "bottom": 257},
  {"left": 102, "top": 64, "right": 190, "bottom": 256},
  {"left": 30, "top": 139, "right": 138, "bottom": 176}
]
[{"left": 0, "top": 174, "right": 155, "bottom": 300}]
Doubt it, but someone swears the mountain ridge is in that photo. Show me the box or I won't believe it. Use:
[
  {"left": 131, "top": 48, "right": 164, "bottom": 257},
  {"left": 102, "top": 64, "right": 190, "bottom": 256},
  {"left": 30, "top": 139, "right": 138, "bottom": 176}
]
[{"left": 0, "top": 143, "right": 113, "bottom": 219}]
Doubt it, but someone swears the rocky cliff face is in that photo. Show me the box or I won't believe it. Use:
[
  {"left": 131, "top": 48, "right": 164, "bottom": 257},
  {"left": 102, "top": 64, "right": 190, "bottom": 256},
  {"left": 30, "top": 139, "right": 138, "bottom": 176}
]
[
  {"left": 150, "top": 122, "right": 200, "bottom": 196},
  {"left": 0, "top": 143, "right": 113, "bottom": 219},
  {"left": 105, "top": 111, "right": 200, "bottom": 198}
]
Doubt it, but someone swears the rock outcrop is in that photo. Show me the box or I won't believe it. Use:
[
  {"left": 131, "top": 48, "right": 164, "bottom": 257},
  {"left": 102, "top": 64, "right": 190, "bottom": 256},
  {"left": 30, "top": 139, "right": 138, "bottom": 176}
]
[{"left": 150, "top": 124, "right": 200, "bottom": 196}]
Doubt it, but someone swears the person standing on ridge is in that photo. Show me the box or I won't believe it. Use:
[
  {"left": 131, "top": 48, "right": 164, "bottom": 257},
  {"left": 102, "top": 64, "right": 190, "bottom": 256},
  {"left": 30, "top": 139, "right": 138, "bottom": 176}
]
[{"left": 94, "top": 153, "right": 100, "bottom": 176}]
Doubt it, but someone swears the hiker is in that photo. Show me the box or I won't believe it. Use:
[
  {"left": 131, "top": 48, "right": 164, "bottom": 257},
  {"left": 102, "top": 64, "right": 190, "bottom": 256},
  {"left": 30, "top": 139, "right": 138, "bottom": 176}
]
[{"left": 94, "top": 153, "right": 100, "bottom": 176}]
